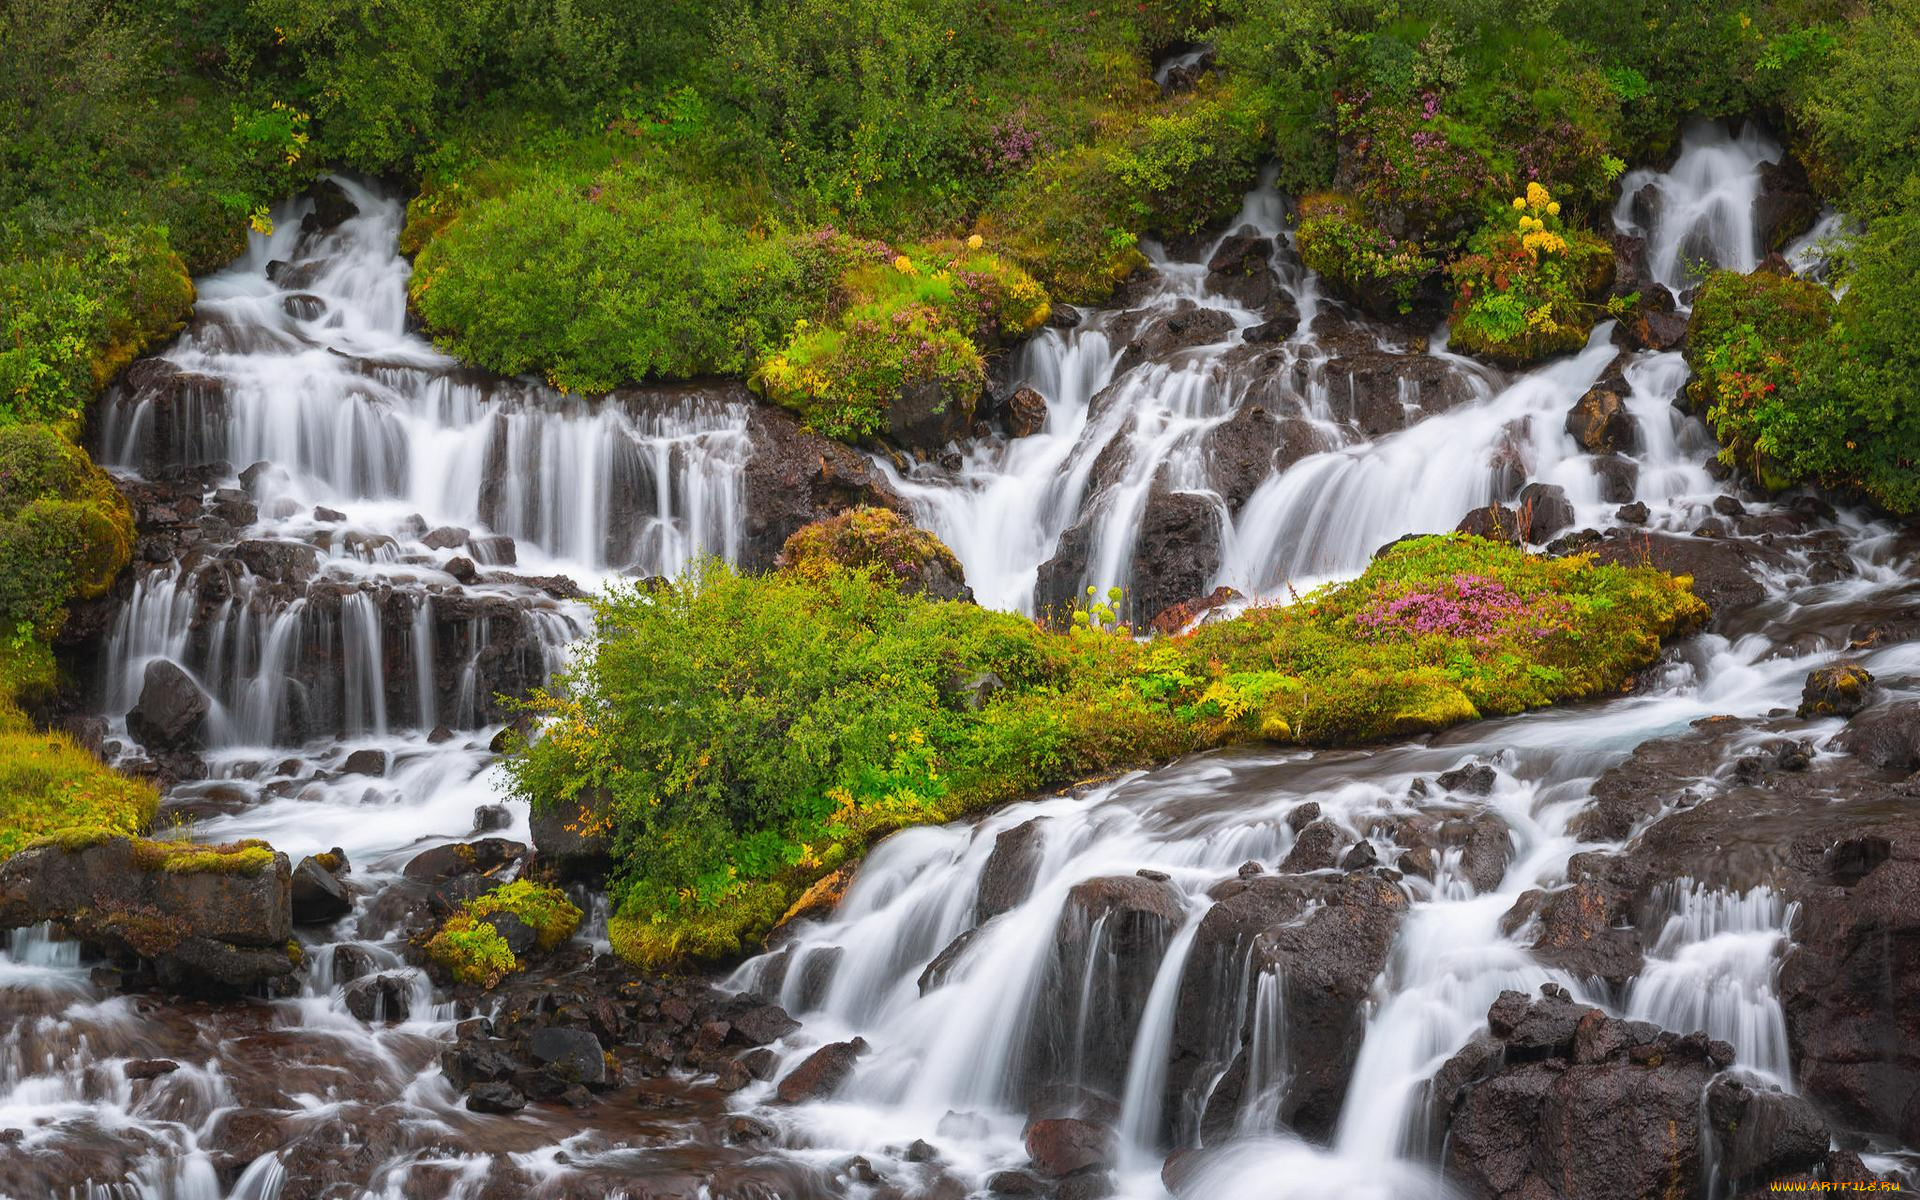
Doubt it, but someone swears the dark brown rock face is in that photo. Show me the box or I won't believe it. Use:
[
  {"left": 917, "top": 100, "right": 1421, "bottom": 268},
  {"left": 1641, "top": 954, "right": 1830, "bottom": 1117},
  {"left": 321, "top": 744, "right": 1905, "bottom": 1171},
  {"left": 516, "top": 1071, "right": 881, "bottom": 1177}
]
[
  {"left": 1166, "top": 870, "right": 1407, "bottom": 1144},
  {"left": 741, "top": 402, "right": 905, "bottom": 571},
  {"left": 1566, "top": 382, "right": 1639, "bottom": 454},
  {"left": 1432, "top": 989, "right": 1754, "bottom": 1200},
  {"left": 976, "top": 819, "right": 1047, "bottom": 924},
  {"left": 1797, "top": 663, "right": 1876, "bottom": 718},
  {"left": 126, "top": 659, "right": 210, "bottom": 752},
  {"left": 0, "top": 838, "right": 296, "bottom": 995},
  {"left": 775, "top": 1037, "right": 869, "bottom": 1104}
]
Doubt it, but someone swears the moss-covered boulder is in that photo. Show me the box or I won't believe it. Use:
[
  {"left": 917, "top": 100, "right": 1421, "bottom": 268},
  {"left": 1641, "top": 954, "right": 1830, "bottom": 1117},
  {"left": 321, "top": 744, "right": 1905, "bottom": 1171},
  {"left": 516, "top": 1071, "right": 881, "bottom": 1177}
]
[
  {"left": 424, "top": 880, "right": 582, "bottom": 988},
  {"left": 0, "top": 835, "right": 297, "bottom": 994},
  {"left": 777, "top": 507, "right": 971, "bottom": 601},
  {"left": 0, "top": 424, "right": 135, "bottom": 643}
]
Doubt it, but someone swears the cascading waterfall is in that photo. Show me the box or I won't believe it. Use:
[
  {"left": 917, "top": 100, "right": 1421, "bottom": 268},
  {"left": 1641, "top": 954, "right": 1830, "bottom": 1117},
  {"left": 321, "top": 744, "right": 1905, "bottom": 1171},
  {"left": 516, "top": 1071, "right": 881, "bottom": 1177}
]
[{"left": 5, "top": 122, "right": 1913, "bottom": 1198}]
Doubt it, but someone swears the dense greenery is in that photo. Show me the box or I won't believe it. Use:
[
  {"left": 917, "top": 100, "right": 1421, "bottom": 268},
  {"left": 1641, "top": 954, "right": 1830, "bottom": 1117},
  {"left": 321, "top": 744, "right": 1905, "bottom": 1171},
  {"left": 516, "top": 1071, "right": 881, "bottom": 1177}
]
[
  {"left": 1448, "top": 184, "right": 1617, "bottom": 364},
  {"left": 0, "top": 712, "right": 158, "bottom": 860},
  {"left": 505, "top": 531, "right": 1705, "bottom": 967}
]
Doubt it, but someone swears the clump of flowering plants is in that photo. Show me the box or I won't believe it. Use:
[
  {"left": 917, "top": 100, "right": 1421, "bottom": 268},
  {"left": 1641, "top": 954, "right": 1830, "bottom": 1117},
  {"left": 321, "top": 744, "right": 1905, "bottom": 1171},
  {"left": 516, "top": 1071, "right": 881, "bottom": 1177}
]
[
  {"left": 755, "top": 233, "right": 1050, "bottom": 440},
  {"left": 1352, "top": 572, "right": 1572, "bottom": 643},
  {"left": 1447, "top": 182, "right": 1616, "bottom": 366}
]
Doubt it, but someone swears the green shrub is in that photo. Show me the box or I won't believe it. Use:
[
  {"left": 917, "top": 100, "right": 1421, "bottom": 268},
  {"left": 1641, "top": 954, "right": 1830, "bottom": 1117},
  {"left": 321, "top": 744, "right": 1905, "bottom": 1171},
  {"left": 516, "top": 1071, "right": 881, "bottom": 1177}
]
[
  {"left": 753, "top": 237, "right": 1048, "bottom": 439},
  {"left": 1448, "top": 182, "right": 1615, "bottom": 365},
  {"left": 1295, "top": 192, "right": 1440, "bottom": 317},
  {"left": 410, "top": 160, "right": 838, "bottom": 393},
  {"left": 1688, "top": 182, "right": 1920, "bottom": 515},
  {"left": 0, "top": 425, "right": 136, "bottom": 644},
  {"left": 506, "top": 536, "right": 1705, "bottom": 967}
]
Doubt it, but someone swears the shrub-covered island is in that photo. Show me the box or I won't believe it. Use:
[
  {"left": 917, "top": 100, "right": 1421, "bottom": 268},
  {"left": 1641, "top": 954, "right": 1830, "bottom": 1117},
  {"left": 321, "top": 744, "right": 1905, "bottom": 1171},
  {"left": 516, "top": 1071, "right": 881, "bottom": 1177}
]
[{"left": 505, "top": 523, "right": 1707, "bottom": 968}]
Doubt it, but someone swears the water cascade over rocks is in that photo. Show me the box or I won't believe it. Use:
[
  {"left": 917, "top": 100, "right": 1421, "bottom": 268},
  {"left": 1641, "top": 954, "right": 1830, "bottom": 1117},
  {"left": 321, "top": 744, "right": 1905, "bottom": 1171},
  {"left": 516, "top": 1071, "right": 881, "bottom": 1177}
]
[{"left": 2, "top": 122, "right": 1917, "bottom": 1196}]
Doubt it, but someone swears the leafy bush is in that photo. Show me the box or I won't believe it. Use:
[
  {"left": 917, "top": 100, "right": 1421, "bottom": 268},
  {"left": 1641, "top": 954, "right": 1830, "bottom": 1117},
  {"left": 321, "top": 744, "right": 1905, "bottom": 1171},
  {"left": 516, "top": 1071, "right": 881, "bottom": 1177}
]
[
  {"left": 425, "top": 916, "right": 518, "bottom": 988},
  {"left": 467, "top": 879, "right": 583, "bottom": 952},
  {"left": 506, "top": 535, "right": 1705, "bottom": 967},
  {"left": 1448, "top": 182, "right": 1615, "bottom": 364},
  {"left": 1688, "top": 185, "right": 1920, "bottom": 515},
  {"left": 753, "top": 236, "right": 1048, "bottom": 439},
  {"left": 409, "top": 159, "right": 838, "bottom": 393},
  {"left": 0, "top": 425, "right": 136, "bottom": 642},
  {"left": 1295, "top": 192, "right": 1440, "bottom": 317}
]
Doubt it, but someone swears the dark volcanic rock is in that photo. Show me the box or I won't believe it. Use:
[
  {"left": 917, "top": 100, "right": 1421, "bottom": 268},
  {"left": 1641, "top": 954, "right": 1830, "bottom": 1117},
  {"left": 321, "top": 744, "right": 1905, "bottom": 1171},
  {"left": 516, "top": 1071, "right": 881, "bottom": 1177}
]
[
  {"left": 1023, "top": 1117, "right": 1114, "bottom": 1177},
  {"left": 1023, "top": 875, "right": 1186, "bottom": 1097},
  {"left": 126, "top": 659, "right": 210, "bottom": 752},
  {"left": 1704, "top": 1074, "right": 1830, "bottom": 1192},
  {"left": 1128, "top": 489, "right": 1224, "bottom": 627},
  {"left": 776, "top": 1037, "right": 869, "bottom": 1104},
  {"left": 1199, "top": 403, "right": 1321, "bottom": 515},
  {"left": 290, "top": 855, "right": 352, "bottom": 925},
  {"left": 342, "top": 972, "right": 412, "bottom": 1023},
  {"left": 1797, "top": 663, "right": 1875, "bottom": 718},
  {"left": 1566, "top": 382, "right": 1639, "bottom": 454},
  {"left": 1171, "top": 870, "right": 1408, "bottom": 1143},
  {"left": 977, "top": 819, "right": 1047, "bottom": 924},
  {"left": 0, "top": 837, "right": 296, "bottom": 995},
  {"left": 1006, "top": 385, "right": 1049, "bottom": 438},
  {"left": 1515, "top": 482, "right": 1574, "bottom": 542},
  {"left": 742, "top": 399, "right": 906, "bottom": 571},
  {"left": 1112, "top": 301, "right": 1237, "bottom": 375},
  {"left": 1834, "top": 700, "right": 1920, "bottom": 773},
  {"left": 528, "top": 1026, "right": 608, "bottom": 1088},
  {"left": 1433, "top": 990, "right": 1734, "bottom": 1200},
  {"left": 1204, "top": 235, "right": 1279, "bottom": 309}
]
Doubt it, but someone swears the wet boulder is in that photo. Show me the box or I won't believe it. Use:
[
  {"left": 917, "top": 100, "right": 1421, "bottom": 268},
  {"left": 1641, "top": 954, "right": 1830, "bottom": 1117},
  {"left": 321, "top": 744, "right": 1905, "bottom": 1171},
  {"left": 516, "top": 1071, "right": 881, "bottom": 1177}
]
[
  {"left": 977, "top": 819, "right": 1046, "bottom": 924},
  {"left": 1023, "top": 1116, "right": 1115, "bottom": 1177},
  {"left": 888, "top": 377, "right": 978, "bottom": 451},
  {"left": 1590, "top": 454, "right": 1638, "bottom": 504},
  {"left": 1279, "top": 819, "right": 1342, "bottom": 872},
  {"left": 1199, "top": 403, "right": 1321, "bottom": 515},
  {"left": 290, "top": 853, "right": 352, "bottom": 925},
  {"left": 1797, "top": 663, "right": 1876, "bottom": 718},
  {"left": 126, "top": 659, "right": 210, "bottom": 752},
  {"left": 1833, "top": 700, "right": 1920, "bottom": 773},
  {"left": 1588, "top": 530, "right": 1770, "bottom": 630},
  {"left": 1755, "top": 153, "right": 1819, "bottom": 251},
  {"left": 1170, "top": 871, "right": 1407, "bottom": 1143},
  {"left": 0, "top": 837, "right": 296, "bottom": 996},
  {"left": 233, "top": 538, "right": 321, "bottom": 584},
  {"left": 1006, "top": 385, "right": 1049, "bottom": 438},
  {"left": 528, "top": 1026, "right": 608, "bottom": 1089},
  {"left": 1432, "top": 989, "right": 1733, "bottom": 1200},
  {"left": 1515, "top": 482, "right": 1574, "bottom": 542},
  {"left": 1622, "top": 284, "right": 1689, "bottom": 351},
  {"left": 1204, "top": 235, "right": 1280, "bottom": 309},
  {"left": 342, "top": 972, "right": 412, "bottom": 1023},
  {"left": 1565, "top": 382, "right": 1640, "bottom": 454},
  {"left": 1127, "top": 489, "right": 1224, "bottom": 629},
  {"left": 1455, "top": 502, "right": 1525, "bottom": 545},
  {"left": 1112, "top": 301, "right": 1237, "bottom": 375},
  {"left": 775, "top": 1037, "right": 869, "bottom": 1103},
  {"left": 300, "top": 179, "right": 360, "bottom": 236},
  {"left": 1148, "top": 585, "right": 1241, "bottom": 636},
  {"left": 741, "top": 399, "right": 906, "bottom": 572},
  {"left": 1024, "top": 875, "right": 1186, "bottom": 1098},
  {"left": 1704, "top": 1075, "right": 1830, "bottom": 1192}
]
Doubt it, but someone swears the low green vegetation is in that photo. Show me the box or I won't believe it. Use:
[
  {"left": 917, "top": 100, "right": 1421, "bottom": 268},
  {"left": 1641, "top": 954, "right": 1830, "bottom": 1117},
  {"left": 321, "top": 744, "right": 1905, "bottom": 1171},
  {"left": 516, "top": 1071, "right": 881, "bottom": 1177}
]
[
  {"left": 777, "top": 507, "right": 967, "bottom": 594},
  {"left": 0, "top": 719, "right": 158, "bottom": 859},
  {"left": 505, "top": 530, "right": 1706, "bottom": 968},
  {"left": 425, "top": 879, "right": 583, "bottom": 988},
  {"left": 1448, "top": 183, "right": 1617, "bottom": 364}
]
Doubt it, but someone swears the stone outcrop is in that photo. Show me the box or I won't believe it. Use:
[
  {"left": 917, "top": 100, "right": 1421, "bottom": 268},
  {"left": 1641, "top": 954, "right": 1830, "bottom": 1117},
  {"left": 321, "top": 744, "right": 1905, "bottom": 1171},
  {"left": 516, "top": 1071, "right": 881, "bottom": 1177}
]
[{"left": 0, "top": 837, "right": 297, "bottom": 995}]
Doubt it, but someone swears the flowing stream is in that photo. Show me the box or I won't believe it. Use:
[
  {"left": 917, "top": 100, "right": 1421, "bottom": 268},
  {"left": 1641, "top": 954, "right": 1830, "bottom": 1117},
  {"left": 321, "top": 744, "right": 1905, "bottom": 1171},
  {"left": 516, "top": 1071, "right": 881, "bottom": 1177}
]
[{"left": 1, "top": 122, "right": 1916, "bottom": 1197}]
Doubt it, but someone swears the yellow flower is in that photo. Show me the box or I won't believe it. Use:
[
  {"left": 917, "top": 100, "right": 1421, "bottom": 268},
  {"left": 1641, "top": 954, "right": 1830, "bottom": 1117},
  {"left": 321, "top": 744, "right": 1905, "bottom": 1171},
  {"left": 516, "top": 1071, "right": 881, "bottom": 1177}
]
[
  {"left": 967, "top": 234, "right": 984, "bottom": 251},
  {"left": 1512, "top": 197, "right": 1527, "bottom": 210},
  {"left": 893, "top": 254, "right": 915, "bottom": 274},
  {"left": 1547, "top": 201, "right": 1561, "bottom": 216},
  {"left": 1526, "top": 181, "right": 1552, "bottom": 209}
]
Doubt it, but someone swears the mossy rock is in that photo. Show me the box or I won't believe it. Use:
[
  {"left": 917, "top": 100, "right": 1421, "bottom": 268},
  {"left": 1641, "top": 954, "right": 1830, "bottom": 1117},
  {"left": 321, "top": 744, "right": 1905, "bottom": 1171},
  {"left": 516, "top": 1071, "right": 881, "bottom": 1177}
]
[{"left": 777, "top": 508, "right": 971, "bottom": 601}]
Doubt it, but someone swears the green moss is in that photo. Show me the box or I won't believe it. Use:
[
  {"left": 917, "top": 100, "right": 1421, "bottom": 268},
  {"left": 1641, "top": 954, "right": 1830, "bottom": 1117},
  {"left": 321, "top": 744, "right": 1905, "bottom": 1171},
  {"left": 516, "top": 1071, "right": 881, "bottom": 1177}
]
[
  {"left": 423, "top": 879, "right": 582, "bottom": 987},
  {"left": 128, "top": 838, "right": 277, "bottom": 877},
  {"left": 466, "top": 880, "right": 583, "bottom": 953},
  {"left": 778, "top": 508, "right": 966, "bottom": 593},
  {"left": 0, "top": 425, "right": 137, "bottom": 640},
  {"left": 424, "top": 915, "right": 518, "bottom": 988},
  {"left": 0, "top": 726, "right": 158, "bottom": 860},
  {"left": 506, "top": 536, "right": 1706, "bottom": 968}
]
